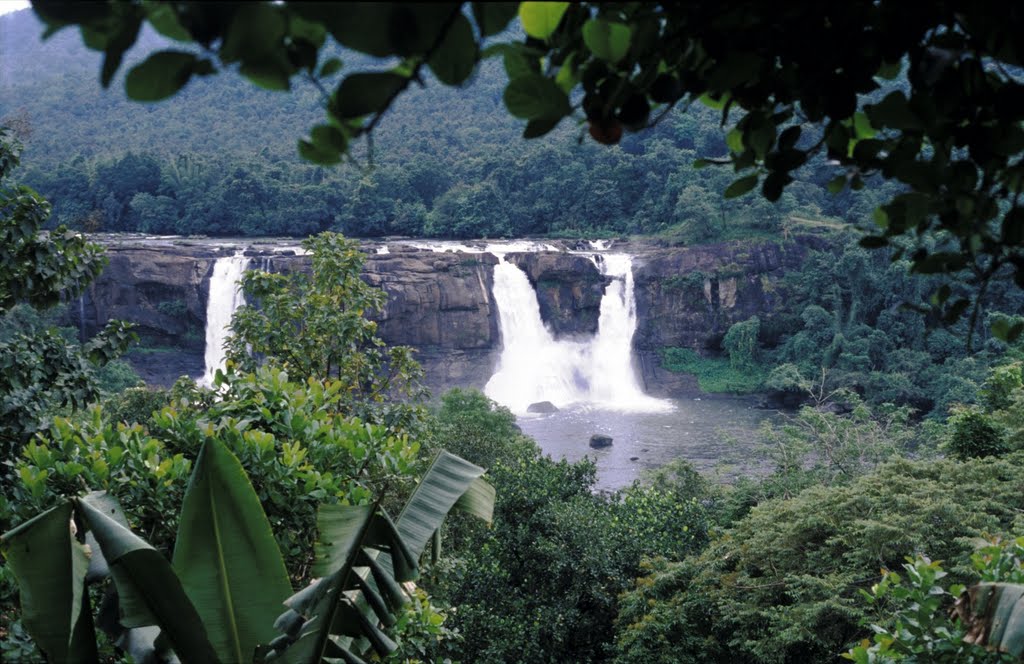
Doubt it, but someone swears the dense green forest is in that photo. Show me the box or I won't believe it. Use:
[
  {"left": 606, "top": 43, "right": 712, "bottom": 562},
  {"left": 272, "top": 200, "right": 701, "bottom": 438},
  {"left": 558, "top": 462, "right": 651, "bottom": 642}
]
[
  {"left": 0, "top": 9, "right": 898, "bottom": 241},
  {"left": 3, "top": 3, "right": 1024, "bottom": 663}
]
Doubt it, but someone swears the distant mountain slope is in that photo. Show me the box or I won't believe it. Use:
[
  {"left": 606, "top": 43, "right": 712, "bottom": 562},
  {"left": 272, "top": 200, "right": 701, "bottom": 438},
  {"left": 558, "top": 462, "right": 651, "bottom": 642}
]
[{"left": 0, "top": 8, "right": 888, "bottom": 240}]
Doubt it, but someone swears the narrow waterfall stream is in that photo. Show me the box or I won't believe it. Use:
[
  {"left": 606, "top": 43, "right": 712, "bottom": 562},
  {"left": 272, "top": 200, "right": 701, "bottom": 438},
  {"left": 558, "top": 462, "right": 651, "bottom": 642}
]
[{"left": 201, "top": 253, "right": 249, "bottom": 385}]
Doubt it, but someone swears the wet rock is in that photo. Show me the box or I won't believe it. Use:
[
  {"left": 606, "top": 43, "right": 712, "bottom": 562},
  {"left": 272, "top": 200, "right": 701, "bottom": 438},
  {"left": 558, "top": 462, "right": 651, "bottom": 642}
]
[
  {"left": 589, "top": 434, "right": 613, "bottom": 448},
  {"left": 527, "top": 401, "right": 559, "bottom": 413}
]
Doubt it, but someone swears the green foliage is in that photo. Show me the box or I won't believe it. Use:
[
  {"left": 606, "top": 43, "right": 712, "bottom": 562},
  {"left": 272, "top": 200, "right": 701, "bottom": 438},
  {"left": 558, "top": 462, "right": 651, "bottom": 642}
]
[
  {"left": 723, "top": 315, "right": 761, "bottom": 371},
  {"left": 226, "top": 232, "right": 426, "bottom": 434},
  {"left": 763, "top": 363, "right": 808, "bottom": 395},
  {"left": 845, "top": 538, "right": 1024, "bottom": 663},
  {"left": 754, "top": 394, "right": 923, "bottom": 499},
  {"left": 430, "top": 417, "right": 711, "bottom": 663},
  {"left": 983, "top": 363, "right": 1024, "bottom": 412},
  {"left": 93, "top": 359, "right": 142, "bottom": 394},
  {"left": 763, "top": 238, "right": 1024, "bottom": 416},
  {"left": 2, "top": 434, "right": 493, "bottom": 663},
  {"left": 426, "top": 388, "right": 535, "bottom": 471},
  {"left": 13, "top": 367, "right": 424, "bottom": 577},
  {"left": 844, "top": 557, "right": 999, "bottom": 663},
  {"left": 12, "top": 408, "right": 193, "bottom": 553},
  {"left": 659, "top": 346, "right": 766, "bottom": 393},
  {"left": 947, "top": 407, "right": 1010, "bottom": 461},
  {"left": 101, "top": 386, "right": 170, "bottom": 426},
  {"left": 614, "top": 452, "right": 1024, "bottom": 663},
  {"left": 0, "top": 129, "right": 135, "bottom": 506},
  {"left": 0, "top": 130, "right": 106, "bottom": 312}
]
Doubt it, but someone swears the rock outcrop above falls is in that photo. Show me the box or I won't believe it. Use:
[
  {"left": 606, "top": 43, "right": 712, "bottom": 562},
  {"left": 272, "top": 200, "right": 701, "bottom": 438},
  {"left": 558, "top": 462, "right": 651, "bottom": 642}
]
[
  {"left": 505, "top": 252, "right": 608, "bottom": 337},
  {"left": 360, "top": 248, "right": 500, "bottom": 391}
]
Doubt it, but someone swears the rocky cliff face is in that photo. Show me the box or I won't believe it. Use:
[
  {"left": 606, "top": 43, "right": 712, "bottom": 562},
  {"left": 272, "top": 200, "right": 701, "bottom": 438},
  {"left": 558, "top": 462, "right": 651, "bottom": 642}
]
[
  {"left": 80, "top": 244, "right": 218, "bottom": 384},
  {"left": 78, "top": 236, "right": 830, "bottom": 396},
  {"left": 360, "top": 248, "right": 500, "bottom": 391},
  {"left": 77, "top": 240, "right": 501, "bottom": 392},
  {"left": 629, "top": 236, "right": 829, "bottom": 396}
]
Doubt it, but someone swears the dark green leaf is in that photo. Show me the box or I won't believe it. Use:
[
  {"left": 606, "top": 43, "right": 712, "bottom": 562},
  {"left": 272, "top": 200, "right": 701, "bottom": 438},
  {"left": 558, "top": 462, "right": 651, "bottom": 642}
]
[
  {"left": 298, "top": 139, "right": 341, "bottom": 165},
  {"left": 504, "top": 74, "right": 571, "bottom": 120},
  {"left": 144, "top": 3, "right": 191, "bottom": 42},
  {"left": 472, "top": 2, "right": 518, "bottom": 37},
  {"left": 866, "top": 91, "right": 922, "bottom": 130},
  {"left": 76, "top": 496, "right": 219, "bottom": 664},
  {"left": 523, "top": 114, "right": 564, "bottom": 138},
  {"left": 724, "top": 175, "right": 759, "bottom": 199},
  {"left": 333, "top": 72, "right": 407, "bottom": 119},
  {"left": 428, "top": 14, "right": 477, "bottom": 86},
  {"left": 124, "top": 51, "right": 200, "bottom": 102},
  {"left": 0, "top": 502, "right": 97, "bottom": 663},
  {"left": 943, "top": 298, "right": 971, "bottom": 323},
  {"left": 172, "top": 437, "right": 291, "bottom": 664},
  {"left": 220, "top": 3, "right": 285, "bottom": 63},
  {"left": 859, "top": 236, "right": 889, "bottom": 249},
  {"left": 582, "top": 19, "right": 632, "bottom": 64},
  {"left": 1002, "top": 208, "right": 1024, "bottom": 245},
  {"left": 319, "top": 57, "right": 343, "bottom": 78}
]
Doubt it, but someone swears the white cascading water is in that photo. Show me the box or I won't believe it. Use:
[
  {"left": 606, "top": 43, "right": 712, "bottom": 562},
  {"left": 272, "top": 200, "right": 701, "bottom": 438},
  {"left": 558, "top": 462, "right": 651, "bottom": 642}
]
[
  {"left": 485, "top": 252, "right": 671, "bottom": 414},
  {"left": 200, "top": 253, "right": 250, "bottom": 386}
]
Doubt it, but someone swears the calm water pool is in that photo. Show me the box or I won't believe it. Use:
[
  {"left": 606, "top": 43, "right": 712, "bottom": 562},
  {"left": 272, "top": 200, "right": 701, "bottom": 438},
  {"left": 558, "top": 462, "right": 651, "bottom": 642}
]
[{"left": 517, "top": 395, "right": 778, "bottom": 491}]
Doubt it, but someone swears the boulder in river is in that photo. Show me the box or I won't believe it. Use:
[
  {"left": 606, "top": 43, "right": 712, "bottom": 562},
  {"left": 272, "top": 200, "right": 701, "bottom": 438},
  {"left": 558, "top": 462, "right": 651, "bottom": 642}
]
[
  {"left": 589, "top": 434, "right": 613, "bottom": 448},
  {"left": 527, "top": 401, "right": 559, "bottom": 414}
]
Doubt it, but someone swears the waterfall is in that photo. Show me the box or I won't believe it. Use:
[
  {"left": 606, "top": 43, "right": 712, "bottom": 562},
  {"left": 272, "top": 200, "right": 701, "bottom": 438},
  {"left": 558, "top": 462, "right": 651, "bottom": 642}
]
[
  {"left": 485, "top": 253, "right": 671, "bottom": 414},
  {"left": 200, "top": 253, "right": 249, "bottom": 386}
]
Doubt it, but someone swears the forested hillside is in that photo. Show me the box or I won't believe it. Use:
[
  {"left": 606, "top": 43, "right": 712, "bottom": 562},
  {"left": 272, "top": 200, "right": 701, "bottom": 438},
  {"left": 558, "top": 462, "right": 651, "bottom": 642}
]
[{"left": 1, "top": 8, "right": 897, "bottom": 240}]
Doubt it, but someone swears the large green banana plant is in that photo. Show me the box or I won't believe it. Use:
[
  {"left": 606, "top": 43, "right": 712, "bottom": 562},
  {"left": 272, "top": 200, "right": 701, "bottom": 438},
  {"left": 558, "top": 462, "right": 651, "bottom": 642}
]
[{"left": 0, "top": 438, "right": 494, "bottom": 663}]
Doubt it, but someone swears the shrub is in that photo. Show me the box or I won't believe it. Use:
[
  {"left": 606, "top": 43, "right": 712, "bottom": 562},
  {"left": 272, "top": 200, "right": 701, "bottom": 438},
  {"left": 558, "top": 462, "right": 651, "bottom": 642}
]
[
  {"left": 947, "top": 407, "right": 1009, "bottom": 460},
  {"left": 613, "top": 453, "right": 1024, "bottom": 663},
  {"left": 659, "top": 347, "right": 766, "bottom": 393}
]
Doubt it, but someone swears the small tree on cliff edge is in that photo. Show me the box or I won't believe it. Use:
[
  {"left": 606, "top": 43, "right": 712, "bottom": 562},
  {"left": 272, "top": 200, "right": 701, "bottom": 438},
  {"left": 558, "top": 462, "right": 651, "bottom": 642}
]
[{"left": 225, "top": 232, "right": 426, "bottom": 431}]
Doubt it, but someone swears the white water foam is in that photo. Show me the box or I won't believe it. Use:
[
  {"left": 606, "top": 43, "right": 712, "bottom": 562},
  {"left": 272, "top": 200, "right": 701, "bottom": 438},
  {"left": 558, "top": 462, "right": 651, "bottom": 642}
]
[
  {"left": 485, "top": 253, "right": 671, "bottom": 414},
  {"left": 200, "top": 253, "right": 249, "bottom": 386}
]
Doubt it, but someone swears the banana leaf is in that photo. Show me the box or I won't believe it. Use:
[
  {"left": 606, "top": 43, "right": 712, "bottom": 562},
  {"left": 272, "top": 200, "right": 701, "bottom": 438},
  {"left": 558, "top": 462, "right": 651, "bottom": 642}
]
[
  {"left": 172, "top": 436, "right": 292, "bottom": 664},
  {"left": 959, "top": 582, "right": 1024, "bottom": 659},
  {"left": 266, "top": 450, "right": 494, "bottom": 663},
  {"left": 76, "top": 494, "right": 219, "bottom": 664},
  {"left": 0, "top": 502, "right": 96, "bottom": 663}
]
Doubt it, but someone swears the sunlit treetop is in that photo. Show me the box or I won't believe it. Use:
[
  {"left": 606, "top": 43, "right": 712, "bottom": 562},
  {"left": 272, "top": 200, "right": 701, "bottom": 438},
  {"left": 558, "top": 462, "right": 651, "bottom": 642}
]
[{"left": 26, "top": 1, "right": 1024, "bottom": 337}]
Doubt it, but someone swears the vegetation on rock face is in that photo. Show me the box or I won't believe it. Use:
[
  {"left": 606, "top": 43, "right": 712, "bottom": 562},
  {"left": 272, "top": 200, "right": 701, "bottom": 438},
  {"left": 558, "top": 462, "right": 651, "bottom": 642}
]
[{"left": 659, "top": 236, "right": 1024, "bottom": 417}]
